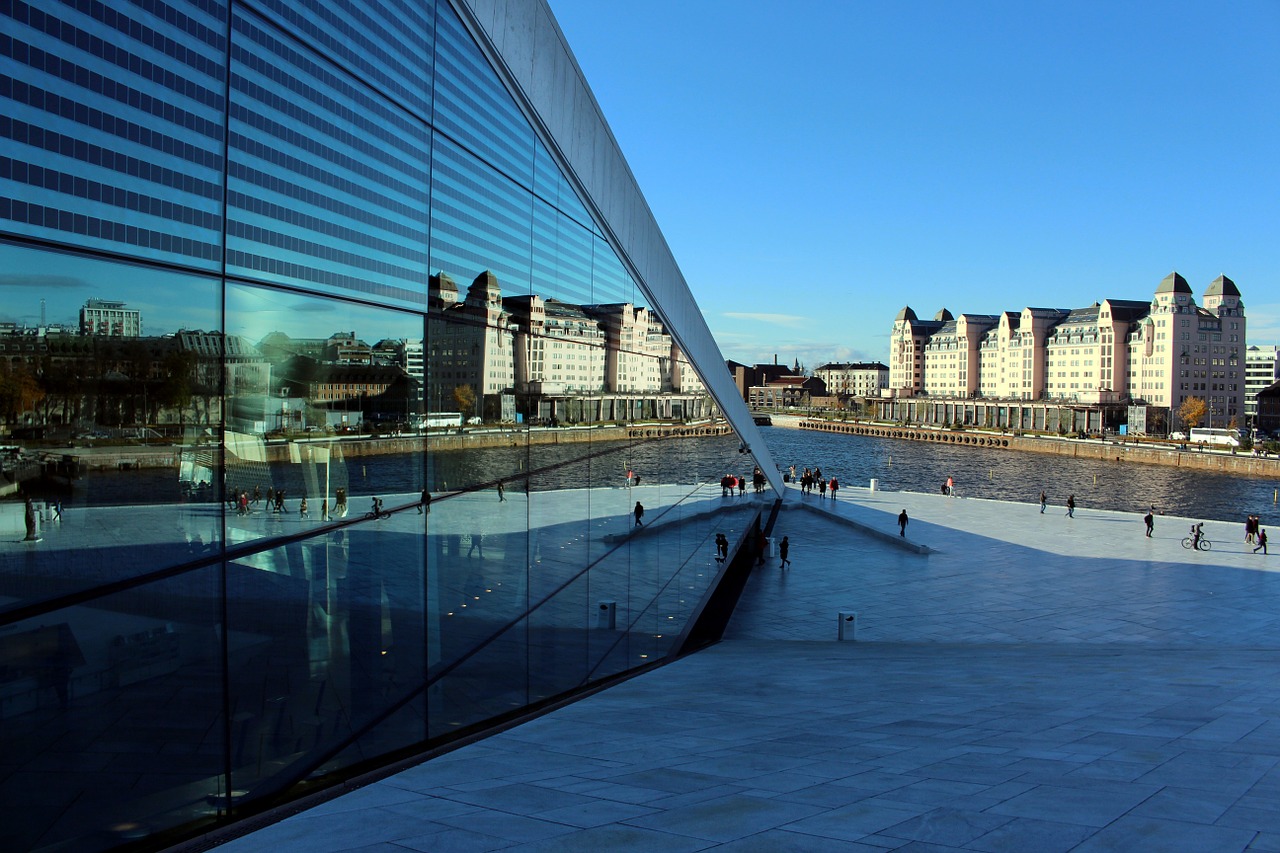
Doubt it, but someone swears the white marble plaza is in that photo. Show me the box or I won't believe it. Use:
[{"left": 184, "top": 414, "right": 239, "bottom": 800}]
[{"left": 210, "top": 484, "right": 1280, "bottom": 852}]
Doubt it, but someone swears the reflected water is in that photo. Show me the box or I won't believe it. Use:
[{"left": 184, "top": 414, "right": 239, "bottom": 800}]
[{"left": 27, "top": 434, "right": 749, "bottom": 508}]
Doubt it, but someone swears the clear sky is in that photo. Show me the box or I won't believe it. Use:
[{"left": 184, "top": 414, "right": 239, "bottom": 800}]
[{"left": 548, "top": 0, "right": 1280, "bottom": 371}]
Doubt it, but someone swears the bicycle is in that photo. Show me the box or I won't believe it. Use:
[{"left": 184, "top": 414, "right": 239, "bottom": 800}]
[
  {"left": 366, "top": 499, "right": 392, "bottom": 521},
  {"left": 1181, "top": 536, "right": 1212, "bottom": 552}
]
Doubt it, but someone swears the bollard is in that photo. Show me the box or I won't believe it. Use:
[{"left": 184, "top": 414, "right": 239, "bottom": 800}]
[
  {"left": 869, "top": 478, "right": 879, "bottom": 492},
  {"left": 838, "top": 610, "right": 858, "bottom": 641}
]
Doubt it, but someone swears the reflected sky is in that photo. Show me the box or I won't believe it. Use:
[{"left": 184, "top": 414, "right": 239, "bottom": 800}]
[
  {"left": 0, "top": 243, "right": 218, "bottom": 334},
  {"left": 227, "top": 283, "right": 422, "bottom": 342}
]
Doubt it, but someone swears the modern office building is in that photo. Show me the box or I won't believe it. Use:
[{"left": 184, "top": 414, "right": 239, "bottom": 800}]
[
  {"left": 79, "top": 298, "right": 144, "bottom": 338},
  {"left": 0, "top": 2, "right": 778, "bottom": 850},
  {"left": 1245, "top": 345, "right": 1280, "bottom": 424},
  {"left": 886, "top": 273, "right": 1248, "bottom": 433}
]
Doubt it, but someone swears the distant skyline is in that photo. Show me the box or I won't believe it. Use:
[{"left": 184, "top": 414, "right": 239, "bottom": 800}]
[{"left": 548, "top": 0, "right": 1280, "bottom": 372}]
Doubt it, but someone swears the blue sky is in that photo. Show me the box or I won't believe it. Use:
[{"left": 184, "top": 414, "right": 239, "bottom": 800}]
[{"left": 549, "top": 0, "right": 1280, "bottom": 371}]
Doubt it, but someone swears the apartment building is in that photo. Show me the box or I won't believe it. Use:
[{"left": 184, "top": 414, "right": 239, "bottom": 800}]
[
  {"left": 813, "top": 362, "right": 889, "bottom": 397},
  {"left": 888, "top": 273, "right": 1248, "bottom": 428}
]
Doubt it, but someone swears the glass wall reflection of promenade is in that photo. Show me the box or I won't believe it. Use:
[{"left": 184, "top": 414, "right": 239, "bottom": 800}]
[{"left": 0, "top": 1, "right": 776, "bottom": 849}]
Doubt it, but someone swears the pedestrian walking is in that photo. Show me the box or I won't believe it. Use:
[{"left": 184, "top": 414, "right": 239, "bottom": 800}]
[
  {"left": 778, "top": 535, "right": 790, "bottom": 567},
  {"left": 817, "top": 477, "right": 827, "bottom": 499},
  {"left": 299, "top": 497, "right": 308, "bottom": 518},
  {"left": 946, "top": 475, "right": 955, "bottom": 497},
  {"left": 898, "top": 509, "right": 908, "bottom": 537},
  {"left": 715, "top": 532, "right": 728, "bottom": 563},
  {"left": 1246, "top": 515, "right": 1257, "bottom": 544},
  {"left": 321, "top": 499, "right": 329, "bottom": 520},
  {"left": 419, "top": 489, "right": 431, "bottom": 514},
  {"left": 1144, "top": 508, "right": 1154, "bottom": 537},
  {"left": 497, "top": 481, "right": 506, "bottom": 501},
  {"left": 1256, "top": 529, "right": 1269, "bottom": 555},
  {"left": 1040, "top": 490, "right": 1047, "bottom": 513},
  {"left": 634, "top": 501, "right": 644, "bottom": 527},
  {"left": 1065, "top": 494, "right": 1075, "bottom": 518},
  {"left": 829, "top": 477, "right": 839, "bottom": 500}
]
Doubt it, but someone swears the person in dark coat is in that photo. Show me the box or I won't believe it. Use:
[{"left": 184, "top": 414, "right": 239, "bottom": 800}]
[
  {"left": 778, "top": 536, "right": 790, "bottom": 567},
  {"left": 898, "top": 509, "right": 909, "bottom": 537}
]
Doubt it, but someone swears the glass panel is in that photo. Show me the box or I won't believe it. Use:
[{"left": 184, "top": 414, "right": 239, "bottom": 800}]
[
  {"left": 0, "top": 569, "right": 223, "bottom": 851},
  {"left": 0, "top": 0, "right": 227, "bottom": 268},
  {"left": 428, "top": 134, "right": 534, "bottom": 298},
  {"left": 526, "top": 457, "right": 589, "bottom": 702},
  {"left": 0, "top": 241, "right": 221, "bottom": 613},
  {"left": 245, "top": 0, "right": 435, "bottom": 119},
  {"left": 225, "top": 519, "right": 426, "bottom": 795},
  {"left": 224, "top": 282, "right": 425, "bottom": 549},
  {"left": 426, "top": 485, "right": 530, "bottom": 739},
  {"left": 226, "top": 9, "right": 432, "bottom": 309},
  {"left": 533, "top": 137, "right": 598, "bottom": 237},
  {"left": 433, "top": 2, "right": 535, "bottom": 189}
]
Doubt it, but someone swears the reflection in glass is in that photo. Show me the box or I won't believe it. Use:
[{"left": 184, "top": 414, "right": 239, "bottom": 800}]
[
  {"left": 0, "top": 242, "right": 221, "bottom": 608},
  {"left": 0, "top": 0, "right": 779, "bottom": 848},
  {"left": 223, "top": 283, "right": 426, "bottom": 547},
  {"left": 0, "top": 571, "right": 223, "bottom": 851},
  {"left": 226, "top": 522, "right": 426, "bottom": 795}
]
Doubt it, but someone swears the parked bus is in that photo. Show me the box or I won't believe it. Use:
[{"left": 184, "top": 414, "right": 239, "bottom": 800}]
[
  {"left": 1188, "top": 427, "right": 1240, "bottom": 448},
  {"left": 416, "top": 412, "right": 463, "bottom": 429}
]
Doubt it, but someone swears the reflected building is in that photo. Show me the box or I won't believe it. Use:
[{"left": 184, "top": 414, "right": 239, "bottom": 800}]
[{"left": 0, "top": 2, "right": 778, "bottom": 851}]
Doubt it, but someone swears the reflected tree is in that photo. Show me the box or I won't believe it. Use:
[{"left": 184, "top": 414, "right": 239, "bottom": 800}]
[
  {"left": 453, "top": 383, "right": 475, "bottom": 419},
  {"left": 1178, "top": 396, "right": 1206, "bottom": 430},
  {"left": 0, "top": 360, "right": 44, "bottom": 425}
]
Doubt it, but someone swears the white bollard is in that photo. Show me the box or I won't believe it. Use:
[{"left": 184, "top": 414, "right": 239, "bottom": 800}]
[
  {"left": 869, "top": 478, "right": 879, "bottom": 492},
  {"left": 838, "top": 610, "right": 858, "bottom": 641}
]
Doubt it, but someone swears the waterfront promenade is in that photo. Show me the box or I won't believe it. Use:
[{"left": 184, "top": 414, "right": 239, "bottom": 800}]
[{"left": 214, "top": 485, "right": 1280, "bottom": 852}]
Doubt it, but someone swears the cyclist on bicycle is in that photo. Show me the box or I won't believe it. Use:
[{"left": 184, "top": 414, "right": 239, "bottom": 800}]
[
  {"left": 371, "top": 496, "right": 383, "bottom": 517},
  {"left": 1190, "top": 522, "right": 1204, "bottom": 550}
]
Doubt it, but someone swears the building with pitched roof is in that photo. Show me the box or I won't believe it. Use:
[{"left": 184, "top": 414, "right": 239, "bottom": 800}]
[{"left": 885, "top": 273, "right": 1247, "bottom": 434}]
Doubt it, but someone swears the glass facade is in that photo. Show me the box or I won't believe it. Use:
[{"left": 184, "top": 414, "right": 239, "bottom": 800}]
[{"left": 0, "top": 2, "right": 776, "bottom": 850}]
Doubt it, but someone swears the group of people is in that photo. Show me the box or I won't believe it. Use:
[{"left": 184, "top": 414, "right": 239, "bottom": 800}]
[
  {"left": 225, "top": 485, "right": 349, "bottom": 520},
  {"left": 791, "top": 465, "right": 839, "bottom": 499},
  {"left": 1246, "top": 515, "right": 1269, "bottom": 554},
  {"left": 709, "top": 530, "right": 789, "bottom": 568},
  {"left": 1035, "top": 490, "right": 1076, "bottom": 517},
  {"left": 719, "top": 471, "right": 764, "bottom": 496}
]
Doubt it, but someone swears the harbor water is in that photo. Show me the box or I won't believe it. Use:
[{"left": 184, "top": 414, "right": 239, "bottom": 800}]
[{"left": 762, "top": 425, "right": 1280, "bottom": 524}]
